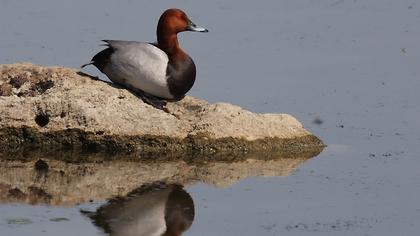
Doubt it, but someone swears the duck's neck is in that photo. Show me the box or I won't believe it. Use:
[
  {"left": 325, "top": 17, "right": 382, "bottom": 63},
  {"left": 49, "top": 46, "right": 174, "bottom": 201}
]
[{"left": 157, "top": 32, "right": 187, "bottom": 62}]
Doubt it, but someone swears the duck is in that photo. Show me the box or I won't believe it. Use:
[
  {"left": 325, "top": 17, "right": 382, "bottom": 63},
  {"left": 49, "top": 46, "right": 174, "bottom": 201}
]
[{"left": 82, "top": 8, "right": 208, "bottom": 111}]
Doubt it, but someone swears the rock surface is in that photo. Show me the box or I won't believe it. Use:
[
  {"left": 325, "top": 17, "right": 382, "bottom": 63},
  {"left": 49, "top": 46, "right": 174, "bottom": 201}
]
[{"left": 0, "top": 63, "right": 324, "bottom": 159}]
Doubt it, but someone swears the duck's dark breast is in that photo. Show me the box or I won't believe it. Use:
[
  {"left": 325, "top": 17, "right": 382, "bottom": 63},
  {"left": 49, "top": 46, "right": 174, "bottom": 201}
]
[{"left": 166, "top": 57, "right": 196, "bottom": 100}]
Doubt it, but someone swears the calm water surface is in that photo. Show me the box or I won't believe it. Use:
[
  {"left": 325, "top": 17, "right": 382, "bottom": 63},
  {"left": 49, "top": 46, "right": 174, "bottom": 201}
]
[{"left": 1, "top": 0, "right": 420, "bottom": 235}]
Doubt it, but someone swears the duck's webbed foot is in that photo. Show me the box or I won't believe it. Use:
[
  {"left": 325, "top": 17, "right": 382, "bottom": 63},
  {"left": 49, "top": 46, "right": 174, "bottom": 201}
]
[
  {"left": 137, "top": 92, "right": 169, "bottom": 113},
  {"left": 122, "top": 84, "right": 170, "bottom": 113}
]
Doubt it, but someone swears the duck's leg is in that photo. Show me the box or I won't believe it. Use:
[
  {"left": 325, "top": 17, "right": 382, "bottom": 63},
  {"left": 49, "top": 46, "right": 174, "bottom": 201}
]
[
  {"left": 126, "top": 86, "right": 169, "bottom": 113},
  {"left": 136, "top": 91, "right": 169, "bottom": 113}
]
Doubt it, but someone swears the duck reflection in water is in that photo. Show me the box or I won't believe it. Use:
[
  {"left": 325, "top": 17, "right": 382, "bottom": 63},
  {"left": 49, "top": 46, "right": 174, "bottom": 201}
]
[{"left": 82, "top": 183, "right": 194, "bottom": 236}]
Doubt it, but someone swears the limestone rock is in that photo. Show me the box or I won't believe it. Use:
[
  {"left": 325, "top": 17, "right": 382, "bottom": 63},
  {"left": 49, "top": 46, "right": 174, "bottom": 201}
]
[{"left": 0, "top": 63, "right": 324, "bottom": 159}]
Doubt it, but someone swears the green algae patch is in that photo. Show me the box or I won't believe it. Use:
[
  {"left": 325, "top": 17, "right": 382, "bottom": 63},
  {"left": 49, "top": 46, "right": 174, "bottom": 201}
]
[
  {"left": 49, "top": 217, "right": 70, "bottom": 222},
  {"left": 6, "top": 218, "right": 33, "bottom": 225},
  {"left": 0, "top": 126, "right": 324, "bottom": 162}
]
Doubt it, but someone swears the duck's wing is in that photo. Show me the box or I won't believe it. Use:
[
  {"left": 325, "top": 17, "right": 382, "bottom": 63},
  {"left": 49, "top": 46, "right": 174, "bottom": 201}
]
[
  {"left": 82, "top": 40, "right": 140, "bottom": 70},
  {"left": 98, "top": 41, "right": 173, "bottom": 99},
  {"left": 101, "top": 40, "right": 141, "bottom": 50}
]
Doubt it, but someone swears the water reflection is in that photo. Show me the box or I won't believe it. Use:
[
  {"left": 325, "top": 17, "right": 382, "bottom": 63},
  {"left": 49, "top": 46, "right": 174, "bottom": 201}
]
[
  {"left": 0, "top": 147, "right": 322, "bottom": 205},
  {"left": 82, "top": 183, "right": 194, "bottom": 236},
  {"left": 0, "top": 151, "right": 322, "bottom": 235}
]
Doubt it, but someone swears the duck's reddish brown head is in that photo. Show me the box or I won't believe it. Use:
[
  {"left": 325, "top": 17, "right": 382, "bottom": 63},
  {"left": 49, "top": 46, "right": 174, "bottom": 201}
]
[
  {"left": 157, "top": 8, "right": 208, "bottom": 35},
  {"left": 157, "top": 8, "right": 208, "bottom": 56}
]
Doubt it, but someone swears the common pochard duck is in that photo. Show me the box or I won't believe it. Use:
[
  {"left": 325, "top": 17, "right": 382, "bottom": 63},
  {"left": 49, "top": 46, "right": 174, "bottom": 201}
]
[{"left": 82, "top": 8, "right": 208, "bottom": 111}]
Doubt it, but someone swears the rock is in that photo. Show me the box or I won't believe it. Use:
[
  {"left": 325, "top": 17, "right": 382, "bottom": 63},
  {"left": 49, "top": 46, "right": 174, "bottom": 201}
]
[
  {"left": 0, "top": 63, "right": 324, "bottom": 159},
  {"left": 34, "top": 159, "right": 49, "bottom": 172}
]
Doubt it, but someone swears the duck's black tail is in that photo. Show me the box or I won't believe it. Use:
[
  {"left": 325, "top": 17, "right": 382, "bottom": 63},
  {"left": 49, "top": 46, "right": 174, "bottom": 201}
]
[
  {"left": 84, "top": 47, "right": 114, "bottom": 72},
  {"left": 80, "top": 61, "right": 93, "bottom": 68},
  {"left": 82, "top": 41, "right": 114, "bottom": 71}
]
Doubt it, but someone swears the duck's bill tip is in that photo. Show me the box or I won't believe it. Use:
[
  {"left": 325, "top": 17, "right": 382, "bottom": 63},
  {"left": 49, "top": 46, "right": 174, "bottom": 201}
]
[{"left": 187, "top": 25, "right": 209, "bottom": 33}]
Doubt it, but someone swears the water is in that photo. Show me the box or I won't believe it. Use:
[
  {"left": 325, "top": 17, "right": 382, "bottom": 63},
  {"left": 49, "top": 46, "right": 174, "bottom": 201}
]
[{"left": 1, "top": 0, "right": 420, "bottom": 235}]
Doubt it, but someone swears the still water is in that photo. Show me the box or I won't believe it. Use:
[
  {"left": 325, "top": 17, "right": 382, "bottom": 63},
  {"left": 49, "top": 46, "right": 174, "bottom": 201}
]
[{"left": 1, "top": 0, "right": 420, "bottom": 235}]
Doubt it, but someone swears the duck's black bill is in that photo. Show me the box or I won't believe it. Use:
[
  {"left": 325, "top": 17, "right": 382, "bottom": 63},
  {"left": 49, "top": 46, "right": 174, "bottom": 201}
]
[{"left": 187, "top": 20, "right": 209, "bottom": 32}]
